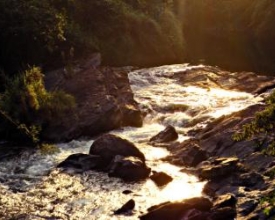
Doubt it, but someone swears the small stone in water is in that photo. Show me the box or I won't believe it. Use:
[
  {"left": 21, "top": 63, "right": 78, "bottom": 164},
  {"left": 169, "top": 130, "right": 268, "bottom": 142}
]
[
  {"left": 122, "top": 190, "right": 133, "bottom": 195},
  {"left": 150, "top": 171, "right": 173, "bottom": 187},
  {"left": 114, "top": 199, "right": 135, "bottom": 215}
]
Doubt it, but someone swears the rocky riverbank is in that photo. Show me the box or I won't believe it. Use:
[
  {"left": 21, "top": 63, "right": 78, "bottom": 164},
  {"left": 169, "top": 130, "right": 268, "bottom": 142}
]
[
  {"left": 1, "top": 63, "right": 275, "bottom": 219},
  {"left": 53, "top": 64, "right": 275, "bottom": 219},
  {"left": 174, "top": 104, "right": 275, "bottom": 220}
]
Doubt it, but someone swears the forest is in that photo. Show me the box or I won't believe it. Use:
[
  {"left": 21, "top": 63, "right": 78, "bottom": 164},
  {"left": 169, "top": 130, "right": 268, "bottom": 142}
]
[
  {"left": 1, "top": 0, "right": 275, "bottom": 75},
  {"left": 1, "top": 0, "right": 275, "bottom": 143}
]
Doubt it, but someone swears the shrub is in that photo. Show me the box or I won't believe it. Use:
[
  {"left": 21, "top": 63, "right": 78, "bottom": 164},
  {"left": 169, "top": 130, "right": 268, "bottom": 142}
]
[
  {"left": 233, "top": 91, "right": 275, "bottom": 155},
  {"left": 0, "top": 66, "right": 75, "bottom": 144}
]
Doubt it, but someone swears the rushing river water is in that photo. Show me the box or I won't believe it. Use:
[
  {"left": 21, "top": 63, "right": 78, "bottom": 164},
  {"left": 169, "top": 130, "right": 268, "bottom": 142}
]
[{"left": 0, "top": 64, "right": 264, "bottom": 219}]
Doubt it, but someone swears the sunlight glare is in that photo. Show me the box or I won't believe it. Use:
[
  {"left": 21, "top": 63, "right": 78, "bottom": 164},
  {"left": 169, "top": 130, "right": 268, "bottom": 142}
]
[{"left": 161, "top": 179, "right": 205, "bottom": 201}]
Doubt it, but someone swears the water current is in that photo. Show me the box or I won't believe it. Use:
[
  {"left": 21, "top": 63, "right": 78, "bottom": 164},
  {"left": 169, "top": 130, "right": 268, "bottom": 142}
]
[{"left": 0, "top": 64, "right": 263, "bottom": 219}]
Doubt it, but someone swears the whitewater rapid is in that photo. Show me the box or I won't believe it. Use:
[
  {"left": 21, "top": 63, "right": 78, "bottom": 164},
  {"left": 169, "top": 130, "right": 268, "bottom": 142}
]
[{"left": 0, "top": 64, "right": 263, "bottom": 219}]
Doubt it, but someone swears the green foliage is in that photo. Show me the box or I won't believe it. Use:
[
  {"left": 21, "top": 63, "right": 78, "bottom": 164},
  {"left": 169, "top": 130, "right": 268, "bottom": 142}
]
[
  {"left": 0, "top": 66, "right": 75, "bottom": 144},
  {"left": 1, "top": 0, "right": 275, "bottom": 74},
  {"left": 0, "top": 0, "right": 67, "bottom": 72},
  {"left": 0, "top": 0, "right": 185, "bottom": 73},
  {"left": 260, "top": 191, "right": 275, "bottom": 216},
  {"left": 264, "top": 167, "right": 275, "bottom": 179},
  {"left": 69, "top": 0, "right": 184, "bottom": 66},
  {"left": 233, "top": 91, "right": 275, "bottom": 156}
]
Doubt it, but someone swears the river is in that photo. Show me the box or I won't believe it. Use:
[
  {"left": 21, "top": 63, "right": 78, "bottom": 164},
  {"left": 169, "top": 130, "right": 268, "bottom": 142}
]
[{"left": 0, "top": 64, "right": 263, "bottom": 219}]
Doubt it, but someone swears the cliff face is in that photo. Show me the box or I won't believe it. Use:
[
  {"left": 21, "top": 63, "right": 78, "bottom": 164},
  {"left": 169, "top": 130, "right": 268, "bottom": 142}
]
[{"left": 43, "top": 64, "right": 142, "bottom": 142}]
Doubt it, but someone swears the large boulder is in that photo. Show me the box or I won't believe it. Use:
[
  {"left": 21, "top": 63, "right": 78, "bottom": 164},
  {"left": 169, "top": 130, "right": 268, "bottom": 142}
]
[
  {"left": 150, "top": 125, "right": 178, "bottom": 143},
  {"left": 89, "top": 134, "right": 145, "bottom": 167},
  {"left": 108, "top": 155, "right": 151, "bottom": 182}
]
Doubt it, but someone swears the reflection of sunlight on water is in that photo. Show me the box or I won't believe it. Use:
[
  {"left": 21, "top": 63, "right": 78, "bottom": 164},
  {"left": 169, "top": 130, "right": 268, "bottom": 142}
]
[
  {"left": 161, "top": 179, "right": 205, "bottom": 202},
  {"left": 142, "top": 146, "right": 169, "bottom": 160},
  {"left": 149, "top": 163, "right": 205, "bottom": 202}
]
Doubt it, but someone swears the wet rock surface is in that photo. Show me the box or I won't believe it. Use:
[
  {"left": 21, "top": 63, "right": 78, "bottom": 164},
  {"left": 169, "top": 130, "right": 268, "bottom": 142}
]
[
  {"left": 140, "top": 197, "right": 213, "bottom": 220},
  {"left": 114, "top": 199, "right": 135, "bottom": 215},
  {"left": 89, "top": 134, "right": 146, "bottom": 165},
  {"left": 149, "top": 125, "right": 178, "bottom": 143},
  {"left": 149, "top": 171, "right": 173, "bottom": 187},
  {"left": 108, "top": 155, "right": 151, "bottom": 182},
  {"left": 166, "top": 141, "right": 208, "bottom": 167}
]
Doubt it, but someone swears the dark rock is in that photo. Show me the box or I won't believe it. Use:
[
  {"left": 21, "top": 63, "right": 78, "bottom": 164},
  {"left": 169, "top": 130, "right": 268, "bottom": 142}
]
[
  {"left": 89, "top": 134, "right": 145, "bottom": 167},
  {"left": 238, "top": 198, "right": 259, "bottom": 216},
  {"left": 199, "top": 157, "right": 239, "bottom": 180},
  {"left": 175, "top": 142, "right": 208, "bottom": 167},
  {"left": 140, "top": 197, "right": 212, "bottom": 220},
  {"left": 213, "top": 194, "right": 237, "bottom": 209},
  {"left": 241, "top": 213, "right": 260, "bottom": 220},
  {"left": 147, "top": 202, "right": 171, "bottom": 212},
  {"left": 140, "top": 202, "right": 190, "bottom": 220},
  {"left": 175, "top": 197, "right": 213, "bottom": 212},
  {"left": 121, "top": 104, "right": 143, "bottom": 127},
  {"left": 243, "top": 152, "right": 275, "bottom": 172},
  {"left": 114, "top": 199, "right": 135, "bottom": 215},
  {"left": 210, "top": 207, "right": 237, "bottom": 220},
  {"left": 122, "top": 190, "right": 133, "bottom": 195},
  {"left": 108, "top": 156, "right": 151, "bottom": 182},
  {"left": 233, "top": 172, "right": 265, "bottom": 188},
  {"left": 150, "top": 171, "right": 173, "bottom": 187},
  {"left": 57, "top": 153, "right": 104, "bottom": 171},
  {"left": 181, "top": 208, "right": 210, "bottom": 220},
  {"left": 150, "top": 125, "right": 178, "bottom": 143}
]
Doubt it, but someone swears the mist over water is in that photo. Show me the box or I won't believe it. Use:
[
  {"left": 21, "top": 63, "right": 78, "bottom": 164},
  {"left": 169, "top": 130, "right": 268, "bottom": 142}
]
[{"left": 0, "top": 64, "right": 263, "bottom": 219}]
